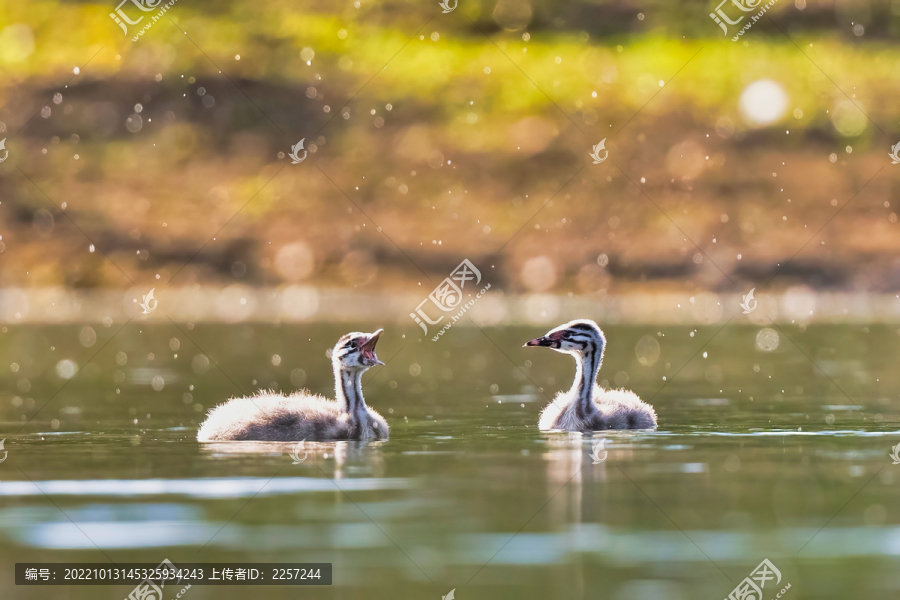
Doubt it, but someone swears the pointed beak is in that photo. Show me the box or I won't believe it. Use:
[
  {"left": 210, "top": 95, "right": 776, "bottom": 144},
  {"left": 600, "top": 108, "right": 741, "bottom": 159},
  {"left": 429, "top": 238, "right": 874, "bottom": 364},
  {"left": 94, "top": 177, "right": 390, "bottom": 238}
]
[
  {"left": 362, "top": 329, "right": 384, "bottom": 365},
  {"left": 524, "top": 335, "right": 557, "bottom": 348}
]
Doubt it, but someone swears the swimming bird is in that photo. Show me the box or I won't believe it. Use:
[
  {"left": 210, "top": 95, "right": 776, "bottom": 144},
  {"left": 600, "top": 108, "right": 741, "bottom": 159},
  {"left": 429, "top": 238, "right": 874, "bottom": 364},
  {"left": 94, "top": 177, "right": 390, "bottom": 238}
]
[
  {"left": 524, "top": 319, "right": 657, "bottom": 431},
  {"left": 197, "top": 329, "right": 390, "bottom": 441}
]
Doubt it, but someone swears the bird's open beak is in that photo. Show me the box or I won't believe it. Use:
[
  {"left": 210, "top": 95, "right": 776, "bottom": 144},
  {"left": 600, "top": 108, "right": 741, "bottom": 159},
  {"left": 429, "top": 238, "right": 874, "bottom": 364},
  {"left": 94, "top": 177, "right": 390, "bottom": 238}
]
[
  {"left": 362, "top": 329, "right": 385, "bottom": 365},
  {"left": 523, "top": 335, "right": 558, "bottom": 348}
]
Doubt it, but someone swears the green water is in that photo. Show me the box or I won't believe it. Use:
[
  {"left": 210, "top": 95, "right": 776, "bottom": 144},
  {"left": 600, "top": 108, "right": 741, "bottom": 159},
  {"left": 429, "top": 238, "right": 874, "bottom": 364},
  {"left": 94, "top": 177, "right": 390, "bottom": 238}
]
[{"left": 1, "top": 323, "right": 899, "bottom": 599}]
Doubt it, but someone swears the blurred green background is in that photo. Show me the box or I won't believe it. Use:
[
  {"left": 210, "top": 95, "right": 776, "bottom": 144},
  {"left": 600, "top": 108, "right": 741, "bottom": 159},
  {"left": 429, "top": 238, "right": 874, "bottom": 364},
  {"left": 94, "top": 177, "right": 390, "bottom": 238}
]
[{"left": 1, "top": 0, "right": 899, "bottom": 301}]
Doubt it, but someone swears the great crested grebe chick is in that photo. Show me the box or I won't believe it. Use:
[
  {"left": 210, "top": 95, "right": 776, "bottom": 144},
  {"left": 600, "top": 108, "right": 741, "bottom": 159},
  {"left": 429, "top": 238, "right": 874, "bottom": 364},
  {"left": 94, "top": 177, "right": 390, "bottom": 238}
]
[
  {"left": 524, "top": 319, "right": 657, "bottom": 431},
  {"left": 197, "top": 329, "right": 390, "bottom": 441}
]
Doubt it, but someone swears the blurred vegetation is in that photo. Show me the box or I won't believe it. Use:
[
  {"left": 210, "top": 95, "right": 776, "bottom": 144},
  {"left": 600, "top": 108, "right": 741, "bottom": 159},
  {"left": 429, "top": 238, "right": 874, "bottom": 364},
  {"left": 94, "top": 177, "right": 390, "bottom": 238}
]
[{"left": 1, "top": 0, "right": 899, "bottom": 295}]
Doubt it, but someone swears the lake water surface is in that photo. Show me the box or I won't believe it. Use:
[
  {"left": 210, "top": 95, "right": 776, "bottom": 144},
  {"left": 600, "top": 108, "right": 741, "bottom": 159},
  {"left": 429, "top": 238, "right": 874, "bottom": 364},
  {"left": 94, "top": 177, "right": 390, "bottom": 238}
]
[{"left": 2, "top": 323, "right": 899, "bottom": 599}]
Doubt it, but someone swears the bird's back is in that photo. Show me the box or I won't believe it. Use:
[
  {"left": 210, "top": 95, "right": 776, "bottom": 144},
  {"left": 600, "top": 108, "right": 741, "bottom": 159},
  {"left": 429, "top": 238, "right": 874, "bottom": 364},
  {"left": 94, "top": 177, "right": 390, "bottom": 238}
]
[
  {"left": 593, "top": 387, "right": 657, "bottom": 429},
  {"left": 539, "top": 385, "right": 657, "bottom": 431},
  {"left": 197, "top": 392, "right": 352, "bottom": 441}
]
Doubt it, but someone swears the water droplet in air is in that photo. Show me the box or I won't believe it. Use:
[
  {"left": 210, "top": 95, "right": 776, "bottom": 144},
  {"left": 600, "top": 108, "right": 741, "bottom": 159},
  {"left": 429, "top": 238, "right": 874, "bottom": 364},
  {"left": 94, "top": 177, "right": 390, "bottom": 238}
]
[
  {"left": 635, "top": 336, "right": 660, "bottom": 366},
  {"left": 79, "top": 326, "right": 97, "bottom": 348},
  {"left": 56, "top": 360, "right": 77, "bottom": 379},
  {"left": 756, "top": 328, "right": 780, "bottom": 352},
  {"left": 126, "top": 114, "right": 143, "bottom": 133}
]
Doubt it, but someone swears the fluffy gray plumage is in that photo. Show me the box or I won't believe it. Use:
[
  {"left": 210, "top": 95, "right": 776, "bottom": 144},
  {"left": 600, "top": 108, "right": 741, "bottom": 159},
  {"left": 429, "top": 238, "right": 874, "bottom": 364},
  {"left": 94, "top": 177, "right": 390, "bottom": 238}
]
[
  {"left": 525, "top": 319, "right": 658, "bottom": 431},
  {"left": 196, "top": 390, "right": 389, "bottom": 442},
  {"left": 197, "top": 330, "right": 389, "bottom": 442},
  {"left": 538, "top": 385, "right": 657, "bottom": 430}
]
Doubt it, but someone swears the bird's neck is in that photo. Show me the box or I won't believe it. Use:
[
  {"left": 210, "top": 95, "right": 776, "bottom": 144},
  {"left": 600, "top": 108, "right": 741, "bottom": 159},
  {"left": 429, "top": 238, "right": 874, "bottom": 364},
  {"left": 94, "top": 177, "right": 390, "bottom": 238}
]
[
  {"left": 570, "top": 348, "right": 601, "bottom": 417},
  {"left": 335, "top": 365, "right": 368, "bottom": 420}
]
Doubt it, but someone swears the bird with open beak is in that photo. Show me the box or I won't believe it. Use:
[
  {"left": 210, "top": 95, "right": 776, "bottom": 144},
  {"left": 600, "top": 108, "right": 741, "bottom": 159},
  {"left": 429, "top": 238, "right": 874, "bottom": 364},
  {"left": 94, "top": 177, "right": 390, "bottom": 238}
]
[{"left": 197, "top": 328, "right": 390, "bottom": 441}]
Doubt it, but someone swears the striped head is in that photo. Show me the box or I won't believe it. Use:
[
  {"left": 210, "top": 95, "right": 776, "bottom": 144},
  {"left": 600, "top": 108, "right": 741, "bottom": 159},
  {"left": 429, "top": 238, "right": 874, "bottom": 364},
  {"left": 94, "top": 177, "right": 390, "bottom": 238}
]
[
  {"left": 523, "top": 319, "right": 606, "bottom": 356},
  {"left": 333, "top": 329, "right": 385, "bottom": 371}
]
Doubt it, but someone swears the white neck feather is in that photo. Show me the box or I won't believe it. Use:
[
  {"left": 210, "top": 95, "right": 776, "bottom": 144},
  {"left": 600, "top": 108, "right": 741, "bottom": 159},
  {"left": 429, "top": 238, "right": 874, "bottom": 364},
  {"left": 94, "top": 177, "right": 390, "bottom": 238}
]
[
  {"left": 569, "top": 346, "right": 601, "bottom": 417},
  {"left": 334, "top": 364, "right": 368, "bottom": 421}
]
